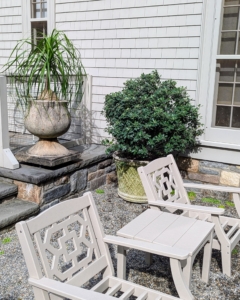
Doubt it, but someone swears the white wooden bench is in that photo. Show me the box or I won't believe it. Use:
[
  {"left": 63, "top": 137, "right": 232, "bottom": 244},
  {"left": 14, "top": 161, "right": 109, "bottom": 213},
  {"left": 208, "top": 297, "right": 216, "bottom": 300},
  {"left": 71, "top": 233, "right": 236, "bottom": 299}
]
[{"left": 16, "top": 192, "right": 188, "bottom": 300}]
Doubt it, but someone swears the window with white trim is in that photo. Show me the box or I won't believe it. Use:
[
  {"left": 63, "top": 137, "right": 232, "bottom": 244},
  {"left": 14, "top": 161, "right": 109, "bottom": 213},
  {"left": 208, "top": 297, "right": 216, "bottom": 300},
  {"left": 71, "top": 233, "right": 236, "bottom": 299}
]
[
  {"left": 214, "top": 0, "right": 240, "bottom": 129},
  {"left": 31, "top": 0, "right": 48, "bottom": 45},
  {"left": 22, "top": 0, "right": 55, "bottom": 40}
]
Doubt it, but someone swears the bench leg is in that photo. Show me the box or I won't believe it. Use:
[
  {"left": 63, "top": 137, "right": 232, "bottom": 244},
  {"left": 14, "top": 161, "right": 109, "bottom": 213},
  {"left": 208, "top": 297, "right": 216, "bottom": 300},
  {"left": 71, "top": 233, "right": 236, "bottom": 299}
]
[
  {"left": 117, "top": 246, "right": 127, "bottom": 280},
  {"left": 202, "top": 231, "right": 213, "bottom": 283},
  {"left": 170, "top": 258, "right": 194, "bottom": 300},
  {"left": 145, "top": 253, "right": 153, "bottom": 266}
]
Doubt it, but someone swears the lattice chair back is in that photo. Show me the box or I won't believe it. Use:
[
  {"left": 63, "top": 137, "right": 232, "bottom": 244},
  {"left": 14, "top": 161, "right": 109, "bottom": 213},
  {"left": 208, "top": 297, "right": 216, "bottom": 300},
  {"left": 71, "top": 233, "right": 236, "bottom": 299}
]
[
  {"left": 16, "top": 192, "right": 114, "bottom": 299},
  {"left": 138, "top": 155, "right": 190, "bottom": 212}
]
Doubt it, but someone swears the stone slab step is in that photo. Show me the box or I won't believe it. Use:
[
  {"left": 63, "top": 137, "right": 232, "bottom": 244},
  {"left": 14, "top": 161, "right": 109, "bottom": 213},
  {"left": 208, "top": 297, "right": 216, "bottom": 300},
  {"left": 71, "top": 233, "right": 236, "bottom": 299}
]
[
  {"left": 0, "top": 182, "right": 18, "bottom": 200},
  {"left": 0, "top": 199, "right": 39, "bottom": 230}
]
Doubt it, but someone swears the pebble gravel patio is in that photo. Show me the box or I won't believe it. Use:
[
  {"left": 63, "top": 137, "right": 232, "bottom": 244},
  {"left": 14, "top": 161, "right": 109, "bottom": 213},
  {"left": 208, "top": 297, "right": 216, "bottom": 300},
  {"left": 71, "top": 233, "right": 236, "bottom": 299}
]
[{"left": 0, "top": 183, "right": 240, "bottom": 300}]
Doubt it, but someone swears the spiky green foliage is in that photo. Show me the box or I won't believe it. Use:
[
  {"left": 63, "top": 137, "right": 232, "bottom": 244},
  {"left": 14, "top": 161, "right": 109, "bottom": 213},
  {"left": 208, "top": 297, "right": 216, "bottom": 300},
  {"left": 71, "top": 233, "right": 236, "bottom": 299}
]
[
  {"left": 102, "top": 71, "right": 203, "bottom": 160},
  {"left": 2, "top": 29, "right": 85, "bottom": 110}
]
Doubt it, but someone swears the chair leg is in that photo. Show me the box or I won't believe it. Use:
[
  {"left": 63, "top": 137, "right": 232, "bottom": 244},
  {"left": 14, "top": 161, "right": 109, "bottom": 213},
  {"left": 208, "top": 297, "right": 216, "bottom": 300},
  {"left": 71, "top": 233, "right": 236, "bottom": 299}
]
[
  {"left": 182, "top": 256, "right": 194, "bottom": 288},
  {"left": 117, "top": 245, "right": 127, "bottom": 280},
  {"left": 221, "top": 245, "right": 231, "bottom": 277},
  {"left": 145, "top": 253, "right": 153, "bottom": 266},
  {"left": 202, "top": 231, "right": 213, "bottom": 284},
  {"left": 170, "top": 258, "right": 194, "bottom": 300}
]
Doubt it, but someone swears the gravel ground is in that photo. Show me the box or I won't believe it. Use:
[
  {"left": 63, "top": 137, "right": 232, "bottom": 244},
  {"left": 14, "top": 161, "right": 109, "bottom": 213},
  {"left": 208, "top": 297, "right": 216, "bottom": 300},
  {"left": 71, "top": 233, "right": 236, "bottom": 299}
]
[{"left": 0, "top": 184, "right": 240, "bottom": 300}]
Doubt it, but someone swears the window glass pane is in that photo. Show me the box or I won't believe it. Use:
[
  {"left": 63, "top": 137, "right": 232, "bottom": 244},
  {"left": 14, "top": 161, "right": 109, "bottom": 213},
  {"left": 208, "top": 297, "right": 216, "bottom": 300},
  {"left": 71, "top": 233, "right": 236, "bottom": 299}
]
[
  {"left": 217, "top": 83, "right": 233, "bottom": 104},
  {"left": 215, "top": 106, "right": 231, "bottom": 127},
  {"left": 42, "top": 2, "right": 47, "bottom": 18},
  {"left": 220, "top": 32, "right": 237, "bottom": 54},
  {"left": 31, "top": 0, "right": 47, "bottom": 18},
  {"left": 225, "top": 0, "right": 240, "bottom": 5},
  {"left": 219, "top": 60, "right": 235, "bottom": 82},
  {"left": 31, "top": 21, "right": 47, "bottom": 45},
  {"left": 232, "top": 107, "right": 240, "bottom": 127},
  {"left": 234, "top": 84, "right": 240, "bottom": 105},
  {"left": 222, "top": 7, "right": 239, "bottom": 31}
]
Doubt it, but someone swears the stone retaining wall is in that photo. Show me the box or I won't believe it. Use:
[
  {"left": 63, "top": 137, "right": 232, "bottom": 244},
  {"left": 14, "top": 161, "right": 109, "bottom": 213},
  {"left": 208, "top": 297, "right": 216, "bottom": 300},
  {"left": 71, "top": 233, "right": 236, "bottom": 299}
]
[
  {"left": 10, "top": 158, "right": 117, "bottom": 212},
  {"left": 178, "top": 157, "right": 240, "bottom": 188}
]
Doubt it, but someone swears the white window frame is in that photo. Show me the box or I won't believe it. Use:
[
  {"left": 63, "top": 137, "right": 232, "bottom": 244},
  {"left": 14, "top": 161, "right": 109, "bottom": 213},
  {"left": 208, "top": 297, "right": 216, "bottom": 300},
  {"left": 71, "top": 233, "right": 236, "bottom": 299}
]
[
  {"left": 197, "top": 0, "right": 240, "bottom": 151},
  {"left": 22, "top": 0, "right": 55, "bottom": 38}
]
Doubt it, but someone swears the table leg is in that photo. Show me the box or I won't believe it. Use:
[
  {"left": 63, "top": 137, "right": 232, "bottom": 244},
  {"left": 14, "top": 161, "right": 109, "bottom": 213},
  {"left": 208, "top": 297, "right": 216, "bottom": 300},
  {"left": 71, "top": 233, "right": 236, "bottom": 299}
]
[
  {"left": 202, "top": 231, "right": 213, "bottom": 283},
  {"left": 170, "top": 258, "right": 194, "bottom": 300},
  {"left": 145, "top": 253, "right": 153, "bottom": 266},
  {"left": 182, "top": 256, "right": 194, "bottom": 288},
  {"left": 117, "top": 245, "right": 127, "bottom": 280}
]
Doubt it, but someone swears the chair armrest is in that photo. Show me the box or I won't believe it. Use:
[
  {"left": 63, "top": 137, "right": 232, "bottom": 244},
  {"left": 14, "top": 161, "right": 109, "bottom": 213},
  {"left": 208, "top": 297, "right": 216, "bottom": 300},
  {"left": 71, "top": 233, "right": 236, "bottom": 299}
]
[
  {"left": 29, "top": 277, "right": 115, "bottom": 300},
  {"left": 103, "top": 235, "right": 189, "bottom": 260},
  {"left": 183, "top": 182, "right": 240, "bottom": 194},
  {"left": 148, "top": 200, "right": 225, "bottom": 215}
]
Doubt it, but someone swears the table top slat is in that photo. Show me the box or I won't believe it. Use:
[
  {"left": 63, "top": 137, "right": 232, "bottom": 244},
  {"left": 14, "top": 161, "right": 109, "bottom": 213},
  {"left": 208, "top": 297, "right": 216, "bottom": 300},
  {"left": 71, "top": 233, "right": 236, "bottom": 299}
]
[
  {"left": 153, "top": 216, "right": 197, "bottom": 247},
  {"left": 173, "top": 220, "right": 214, "bottom": 255},
  {"left": 133, "top": 213, "right": 180, "bottom": 243},
  {"left": 117, "top": 209, "right": 161, "bottom": 239}
]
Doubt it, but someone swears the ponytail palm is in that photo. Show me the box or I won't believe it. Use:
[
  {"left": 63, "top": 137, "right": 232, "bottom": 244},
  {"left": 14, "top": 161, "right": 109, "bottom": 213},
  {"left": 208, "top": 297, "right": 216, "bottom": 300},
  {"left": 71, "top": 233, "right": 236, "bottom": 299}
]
[{"left": 3, "top": 29, "right": 85, "bottom": 108}]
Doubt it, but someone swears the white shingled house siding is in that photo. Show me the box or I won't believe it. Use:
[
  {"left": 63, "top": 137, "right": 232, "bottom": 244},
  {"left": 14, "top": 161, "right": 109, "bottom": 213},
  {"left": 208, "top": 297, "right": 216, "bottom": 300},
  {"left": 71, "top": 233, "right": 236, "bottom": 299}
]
[
  {"left": 0, "top": 0, "right": 22, "bottom": 133},
  {"left": 55, "top": 0, "right": 203, "bottom": 143}
]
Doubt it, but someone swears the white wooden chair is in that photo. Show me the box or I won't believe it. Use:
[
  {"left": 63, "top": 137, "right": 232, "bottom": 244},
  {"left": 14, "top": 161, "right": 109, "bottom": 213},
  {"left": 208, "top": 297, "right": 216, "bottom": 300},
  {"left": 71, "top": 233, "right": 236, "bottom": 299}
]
[
  {"left": 138, "top": 154, "right": 240, "bottom": 277},
  {"left": 16, "top": 192, "right": 192, "bottom": 300}
]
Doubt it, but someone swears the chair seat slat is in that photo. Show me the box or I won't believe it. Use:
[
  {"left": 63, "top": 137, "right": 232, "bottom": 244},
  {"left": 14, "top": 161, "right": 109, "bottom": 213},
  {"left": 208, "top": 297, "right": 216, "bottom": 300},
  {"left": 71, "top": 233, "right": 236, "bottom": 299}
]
[
  {"left": 106, "top": 283, "right": 122, "bottom": 296},
  {"left": 136, "top": 292, "right": 148, "bottom": 300},
  {"left": 119, "top": 287, "right": 135, "bottom": 299}
]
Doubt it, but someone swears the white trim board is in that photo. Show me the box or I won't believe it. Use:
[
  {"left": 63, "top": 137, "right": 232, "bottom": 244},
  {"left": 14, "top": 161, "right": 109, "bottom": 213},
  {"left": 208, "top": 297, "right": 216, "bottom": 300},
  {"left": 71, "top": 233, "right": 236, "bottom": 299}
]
[{"left": 185, "top": 146, "right": 240, "bottom": 166}]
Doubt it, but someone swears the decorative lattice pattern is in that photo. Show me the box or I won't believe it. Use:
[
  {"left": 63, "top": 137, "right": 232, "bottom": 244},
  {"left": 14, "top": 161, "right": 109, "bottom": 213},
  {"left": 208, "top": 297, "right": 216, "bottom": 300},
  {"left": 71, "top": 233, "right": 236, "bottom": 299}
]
[
  {"left": 149, "top": 164, "right": 181, "bottom": 202},
  {"left": 34, "top": 208, "right": 100, "bottom": 282}
]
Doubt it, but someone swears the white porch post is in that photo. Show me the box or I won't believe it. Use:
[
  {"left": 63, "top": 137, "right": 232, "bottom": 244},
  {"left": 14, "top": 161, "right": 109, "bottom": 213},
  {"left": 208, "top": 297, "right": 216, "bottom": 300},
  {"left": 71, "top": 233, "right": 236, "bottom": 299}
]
[{"left": 0, "top": 76, "right": 19, "bottom": 169}]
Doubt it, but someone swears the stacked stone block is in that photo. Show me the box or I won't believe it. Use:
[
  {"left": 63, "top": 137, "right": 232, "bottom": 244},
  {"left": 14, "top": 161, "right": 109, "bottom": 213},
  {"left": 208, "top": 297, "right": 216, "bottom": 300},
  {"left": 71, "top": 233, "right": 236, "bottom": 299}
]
[{"left": 11, "top": 158, "right": 117, "bottom": 212}]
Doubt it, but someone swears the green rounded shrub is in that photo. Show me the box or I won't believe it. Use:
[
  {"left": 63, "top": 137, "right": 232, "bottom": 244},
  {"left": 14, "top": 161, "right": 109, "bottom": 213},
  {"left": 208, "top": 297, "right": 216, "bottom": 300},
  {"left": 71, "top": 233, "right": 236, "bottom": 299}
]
[{"left": 102, "top": 71, "right": 203, "bottom": 160}]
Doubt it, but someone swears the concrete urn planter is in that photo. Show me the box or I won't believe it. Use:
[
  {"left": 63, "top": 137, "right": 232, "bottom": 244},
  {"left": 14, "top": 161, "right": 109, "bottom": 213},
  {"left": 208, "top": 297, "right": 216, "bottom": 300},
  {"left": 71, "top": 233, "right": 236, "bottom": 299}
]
[
  {"left": 113, "top": 153, "right": 149, "bottom": 203},
  {"left": 24, "top": 100, "right": 71, "bottom": 157}
]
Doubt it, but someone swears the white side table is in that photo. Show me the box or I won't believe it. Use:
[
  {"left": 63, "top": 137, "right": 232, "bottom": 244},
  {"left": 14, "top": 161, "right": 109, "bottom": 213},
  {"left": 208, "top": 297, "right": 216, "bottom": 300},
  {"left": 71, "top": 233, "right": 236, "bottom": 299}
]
[{"left": 117, "top": 209, "right": 214, "bottom": 299}]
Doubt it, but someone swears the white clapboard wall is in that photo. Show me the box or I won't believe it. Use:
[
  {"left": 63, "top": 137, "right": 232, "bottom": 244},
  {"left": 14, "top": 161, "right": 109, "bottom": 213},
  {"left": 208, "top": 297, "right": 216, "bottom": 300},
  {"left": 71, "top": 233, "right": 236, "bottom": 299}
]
[{"left": 55, "top": 0, "right": 204, "bottom": 143}]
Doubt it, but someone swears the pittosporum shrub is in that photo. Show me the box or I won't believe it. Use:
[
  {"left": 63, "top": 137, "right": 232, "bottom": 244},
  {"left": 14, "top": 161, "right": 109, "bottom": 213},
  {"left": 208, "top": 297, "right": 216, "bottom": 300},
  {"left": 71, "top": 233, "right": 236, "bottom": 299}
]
[{"left": 102, "top": 70, "right": 203, "bottom": 160}]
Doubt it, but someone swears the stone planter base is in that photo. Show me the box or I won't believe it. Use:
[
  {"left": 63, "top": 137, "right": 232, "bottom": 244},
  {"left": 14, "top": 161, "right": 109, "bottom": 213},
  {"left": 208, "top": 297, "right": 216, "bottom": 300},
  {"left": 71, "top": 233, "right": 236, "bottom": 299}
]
[{"left": 113, "top": 153, "right": 149, "bottom": 204}]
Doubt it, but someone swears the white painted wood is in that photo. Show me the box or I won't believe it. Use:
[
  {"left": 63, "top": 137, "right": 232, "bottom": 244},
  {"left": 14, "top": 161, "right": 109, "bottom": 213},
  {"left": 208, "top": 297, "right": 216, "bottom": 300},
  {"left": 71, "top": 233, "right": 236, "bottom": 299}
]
[
  {"left": 0, "top": 77, "right": 19, "bottom": 169},
  {"left": 170, "top": 259, "right": 194, "bottom": 300},
  {"left": 148, "top": 200, "right": 225, "bottom": 215},
  {"left": 137, "top": 155, "right": 240, "bottom": 277},
  {"left": 116, "top": 209, "right": 161, "bottom": 239},
  {"left": 233, "top": 194, "right": 240, "bottom": 218},
  {"left": 17, "top": 192, "right": 182, "bottom": 300},
  {"left": 30, "top": 277, "right": 116, "bottom": 300},
  {"left": 184, "top": 183, "right": 240, "bottom": 194},
  {"left": 117, "top": 246, "right": 127, "bottom": 280},
  {"left": 104, "top": 235, "right": 189, "bottom": 260}
]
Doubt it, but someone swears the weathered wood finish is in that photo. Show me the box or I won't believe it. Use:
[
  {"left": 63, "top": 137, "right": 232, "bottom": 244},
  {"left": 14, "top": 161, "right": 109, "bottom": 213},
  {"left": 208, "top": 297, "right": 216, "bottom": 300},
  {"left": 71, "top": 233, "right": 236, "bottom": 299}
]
[
  {"left": 16, "top": 192, "right": 181, "bottom": 300},
  {"left": 138, "top": 154, "right": 240, "bottom": 276}
]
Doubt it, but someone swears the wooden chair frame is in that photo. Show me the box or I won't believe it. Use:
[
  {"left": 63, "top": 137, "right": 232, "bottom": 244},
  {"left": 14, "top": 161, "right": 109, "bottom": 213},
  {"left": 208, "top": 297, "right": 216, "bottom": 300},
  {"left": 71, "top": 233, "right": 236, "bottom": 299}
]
[
  {"left": 138, "top": 154, "right": 240, "bottom": 277},
  {"left": 16, "top": 192, "right": 189, "bottom": 300}
]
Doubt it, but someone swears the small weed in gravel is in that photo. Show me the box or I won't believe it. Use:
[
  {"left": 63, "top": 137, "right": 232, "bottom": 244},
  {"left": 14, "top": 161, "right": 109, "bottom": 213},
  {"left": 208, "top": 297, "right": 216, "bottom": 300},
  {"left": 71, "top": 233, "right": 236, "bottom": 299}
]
[
  {"left": 232, "top": 248, "right": 238, "bottom": 256},
  {"left": 0, "top": 250, "right": 4, "bottom": 255},
  {"left": 226, "top": 201, "right": 235, "bottom": 207},
  {"left": 218, "top": 204, "right": 225, "bottom": 209},
  {"left": 96, "top": 189, "right": 104, "bottom": 194},
  {"left": 188, "top": 191, "right": 196, "bottom": 201},
  {"left": 202, "top": 197, "right": 221, "bottom": 205},
  {"left": 2, "top": 237, "right": 12, "bottom": 244}
]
